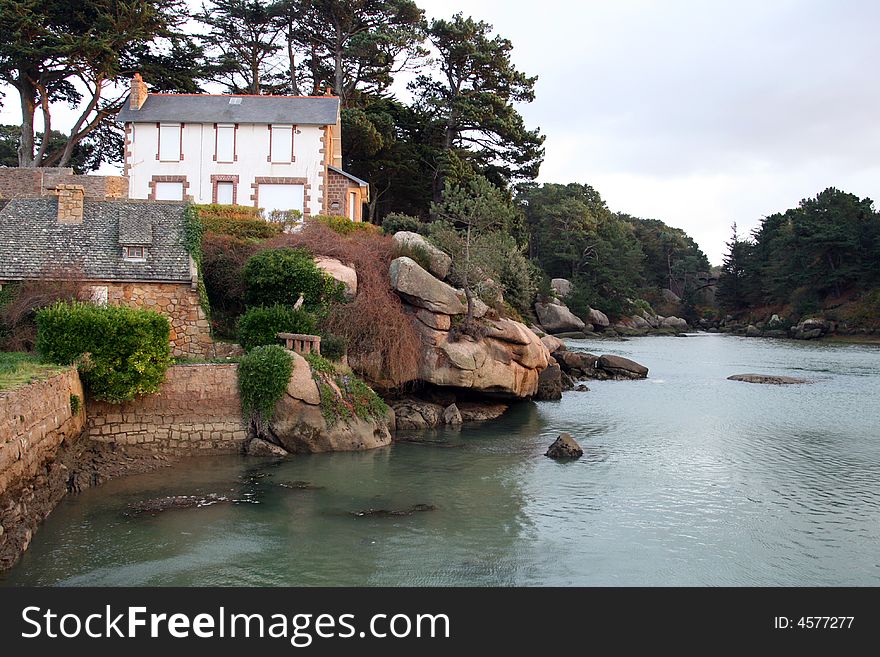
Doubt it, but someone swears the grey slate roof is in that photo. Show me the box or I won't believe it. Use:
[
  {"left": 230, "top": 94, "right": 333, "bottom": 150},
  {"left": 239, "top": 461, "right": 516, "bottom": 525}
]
[
  {"left": 118, "top": 214, "right": 153, "bottom": 245},
  {"left": 117, "top": 93, "right": 339, "bottom": 125},
  {"left": 0, "top": 198, "right": 193, "bottom": 283},
  {"left": 328, "top": 165, "right": 369, "bottom": 187}
]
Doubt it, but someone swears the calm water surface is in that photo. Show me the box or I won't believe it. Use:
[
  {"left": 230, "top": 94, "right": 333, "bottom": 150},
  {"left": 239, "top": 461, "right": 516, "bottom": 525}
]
[{"left": 3, "top": 334, "right": 880, "bottom": 586}]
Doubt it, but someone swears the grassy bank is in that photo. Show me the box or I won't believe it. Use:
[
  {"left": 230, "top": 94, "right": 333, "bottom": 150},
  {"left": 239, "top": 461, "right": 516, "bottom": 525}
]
[{"left": 0, "top": 352, "right": 67, "bottom": 392}]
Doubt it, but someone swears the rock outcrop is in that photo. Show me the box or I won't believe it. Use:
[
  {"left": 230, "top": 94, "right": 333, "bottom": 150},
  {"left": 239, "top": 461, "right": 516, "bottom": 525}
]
[
  {"left": 556, "top": 350, "right": 649, "bottom": 381},
  {"left": 390, "top": 256, "right": 467, "bottom": 315},
  {"left": 545, "top": 433, "right": 583, "bottom": 459},
  {"left": 597, "top": 355, "right": 649, "bottom": 379},
  {"left": 267, "top": 353, "right": 393, "bottom": 453},
  {"left": 551, "top": 278, "right": 572, "bottom": 298},
  {"left": 535, "top": 360, "right": 564, "bottom": 401},
  {"left": 790, "top": 318, "right": 831, "bottom": 340},
  {"left": 388, "top": 257, "right": 550, "bottom": 398},
  {"left": 534, "top": 301, "right": 586, "bottom": 334},
  {"left": 392, "top": 231, "right": 452, "bottom": 280},
  {"left": 588, "top": 308, "right": 610, "bottom": 329},
  {"left": 540, "top": 334, "right": 566, "bottom": 354},
  {"left": 390, "top": 397, "right": 508, "bottom": 429},
  {"left": 314, "top": 256, "right": 357, "bottom": 298}
]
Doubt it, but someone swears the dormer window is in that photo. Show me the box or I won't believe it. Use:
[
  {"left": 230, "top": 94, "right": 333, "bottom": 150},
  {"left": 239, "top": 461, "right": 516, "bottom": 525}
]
[{"left": 123, "top": 245, "right": 145, "bottom": 261}]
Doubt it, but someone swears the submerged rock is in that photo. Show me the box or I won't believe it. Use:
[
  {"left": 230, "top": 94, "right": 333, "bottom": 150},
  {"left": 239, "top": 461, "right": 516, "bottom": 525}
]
[
  {"left": 545, "top": 433, "right": 584, "bottom": 459},
  {"left": 127, "top": 494, "right": 236, "bottom": 515},
  {"left": 350, "top": 503, "right": 436, "bottom": 518},
  {"left": 728, "top": 374, "right": 811, "bottom": 385},
  {"left": 277, "top": 480, "right": 324, "bottom": 490},
  {"left": 246, "top": 437, "right": 289, "bottom": 457},
  {"left": 442, "top": 403, "right": 463, "bottom": 426}
]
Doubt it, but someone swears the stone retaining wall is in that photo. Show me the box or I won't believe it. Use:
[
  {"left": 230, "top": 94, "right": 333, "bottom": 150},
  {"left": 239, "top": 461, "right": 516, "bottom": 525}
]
[
  {"left": 87, "top": 364, "right": 248, "bottom": 455},
  {"left": 0, "top": 368, "right": 85, "bottom": 569}
]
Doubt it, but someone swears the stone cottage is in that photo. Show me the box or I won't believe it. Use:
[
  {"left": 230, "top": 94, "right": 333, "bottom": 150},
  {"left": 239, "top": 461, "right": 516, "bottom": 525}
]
[{"left": 0, "top": 187, "right": 211, "bottom": 357}]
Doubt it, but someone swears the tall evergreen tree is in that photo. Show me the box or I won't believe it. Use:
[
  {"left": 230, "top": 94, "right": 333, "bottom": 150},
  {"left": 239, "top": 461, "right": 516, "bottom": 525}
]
[
  {"left": 197, "top": 0, "right": 285, "bottom": 94},
  {"left": 276, "top": 0, "right": 425, "bottom": 102},
  {"left": 413, "top": 13, "right": 545, "bottom": 200},
  {"left": 716, "top": 223, "right": 752, "bottom": 311},
  {"left": 0, "top": 0, "right": 202, "bottom": 168}
]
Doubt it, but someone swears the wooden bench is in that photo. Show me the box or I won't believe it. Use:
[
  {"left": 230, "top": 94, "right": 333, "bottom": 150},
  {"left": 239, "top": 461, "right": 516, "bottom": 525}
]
[{"left": 277, "top": 332, "right": 321, "bottom": 355}]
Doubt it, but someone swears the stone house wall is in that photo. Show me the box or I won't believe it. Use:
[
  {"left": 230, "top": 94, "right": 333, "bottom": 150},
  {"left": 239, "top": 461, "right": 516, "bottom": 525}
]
[
  {"left": 0, "top": 368, "right": 85, "bottom": 569},
  {"left": 0, "top": 167, "right": 128, "bottom": 199},
  {"left": 102, "top": 282, "right": 213, "bottom": 357},
  {"left": 87, "top": 364, "right": 248, "bottom": 455},
  {"left": 324, "top": 168, "right": 364, "bottom": 221}
]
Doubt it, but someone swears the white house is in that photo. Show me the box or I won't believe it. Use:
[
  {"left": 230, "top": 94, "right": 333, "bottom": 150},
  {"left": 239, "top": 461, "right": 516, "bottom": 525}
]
[{"left": 116, "top": 74, "right": 369, "bottom": 220}]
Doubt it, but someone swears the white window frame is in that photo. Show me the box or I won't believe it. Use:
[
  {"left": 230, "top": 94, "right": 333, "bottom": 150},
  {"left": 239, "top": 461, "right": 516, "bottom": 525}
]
[
  {"left": 349, "top": 191, "right": 358, "bottom": 219},
  {"left": 216, "top": 181, "right": 235, "bottom": 205},
  {"left": 158, "top": 123, "right": 182, "bottom": 162},
  {"left": 215, "top": 123, "right": 236, "bottom": 163},
  {"left": 154, "top": 181, "right": 185, "bottom": 201},
  {"left": 258, "top": 183, "right": 305, "bottom": 221},
  {"left": 269, "top": 124, "right": 294, "bottom": 163},
  {"left": 123, "top": 246, "right": 146, "bottom": 261}
]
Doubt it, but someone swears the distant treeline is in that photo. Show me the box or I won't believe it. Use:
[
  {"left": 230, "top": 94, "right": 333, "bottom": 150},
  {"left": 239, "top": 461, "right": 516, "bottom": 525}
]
[
  {"left": 521, "top": 183, "right": 710, "bottom": 319},
  {"left": 717, "top": 187, "right": 880, "bottom": 318}
]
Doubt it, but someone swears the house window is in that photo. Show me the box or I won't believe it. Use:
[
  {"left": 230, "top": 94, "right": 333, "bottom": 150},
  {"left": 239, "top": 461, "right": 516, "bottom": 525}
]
[
  {"left": 216, "top": 181, "right": 234, "bottom": 205},
  {"left": 159, "top": 123, "right": 182, "bottom": 161},
  {"left": 215, "top": 124, "right": 235, "bottom": 162},
  {"left": 123, "top": 246, "right": 145, "bottom": 260},
  {"left": 154, "top": 181, "right": 184, "bottom": 200},
  {"left": 258, "top": 183, "right": 304, "bottom": 220},
  {"left": 269, "top": 125, "right": 293, "bottom": 163},
  {"left": 349, "top": 191, "right": 358, "bottom": 220}
]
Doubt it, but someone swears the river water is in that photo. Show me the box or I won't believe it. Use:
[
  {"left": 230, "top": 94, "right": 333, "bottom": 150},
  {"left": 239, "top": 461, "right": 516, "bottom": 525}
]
[{"left": 3, "top": 333, "right": 880, "bottom": 586}]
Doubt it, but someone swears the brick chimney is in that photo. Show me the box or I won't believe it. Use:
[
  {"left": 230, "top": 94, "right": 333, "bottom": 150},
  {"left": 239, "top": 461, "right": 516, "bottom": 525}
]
[
  {"left": 51, "top": 185, "right": 85, "bottom": 224},
  {"left": 130, "top": 73, "right": 148, "bottom": 110}
]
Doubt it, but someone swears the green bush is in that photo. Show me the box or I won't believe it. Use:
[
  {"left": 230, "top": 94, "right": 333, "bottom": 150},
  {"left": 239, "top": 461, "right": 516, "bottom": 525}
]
[
  {"left": 311, "top": 214, "right": 380, "bottom": 236},
  {"left": 237, "top": 304, "right": 317, "bottom": 351},
  {"left": 320, "top": 333, "right": 347, "bottom": 361},
  {"left": 36, "top": 302, "right": 171, "bottom": 402},
  {"left": 381, "top": 212, "right": 425, "bottom": 236},
  {"left": 69, "top": 394, "right": 81, "bottom": 415},
  {"left": 195, "top": 204, "right": 283, "bottom": 240},
  {"left": 237, "top": 345, "right": 292, "bottom": 433},
  {"left": 243, "top": 248, "right": 344, "bottom": 309}
]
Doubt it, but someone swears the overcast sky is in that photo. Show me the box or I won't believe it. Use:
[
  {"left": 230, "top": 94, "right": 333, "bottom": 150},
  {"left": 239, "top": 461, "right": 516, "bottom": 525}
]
[
  {"left": 416, "top": 0, "right": 880, "bottom": 262},
  {"left": 3, "top": 1, "right": 878, "bottom": 263}
]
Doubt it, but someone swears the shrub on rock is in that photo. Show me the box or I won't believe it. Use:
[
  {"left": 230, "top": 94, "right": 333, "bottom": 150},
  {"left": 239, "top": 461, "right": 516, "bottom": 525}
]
[
  {"left": 243, "top": 247, "right": 344, "bottom": 309},
  {"left": 238, "top": 344, "right": 293, "bottom": 435}
]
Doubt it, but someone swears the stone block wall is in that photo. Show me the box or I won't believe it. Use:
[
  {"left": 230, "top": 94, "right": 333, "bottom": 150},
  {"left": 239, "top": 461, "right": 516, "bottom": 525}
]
[
  {"left": 104, "top": 282, "right": 213, "bottom": 357},
  {"left": 0, "top": 368, "right": 85, "bottom": 569},
  {"left": 324, "top": 168, "right": 364, "bottom": 221},
  {"left": 87, "top": 364, "right": 248, "bottom": 455},
  {"left": 0, "top": 167, "right": 128, "bottom": 199}
]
